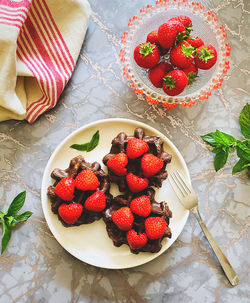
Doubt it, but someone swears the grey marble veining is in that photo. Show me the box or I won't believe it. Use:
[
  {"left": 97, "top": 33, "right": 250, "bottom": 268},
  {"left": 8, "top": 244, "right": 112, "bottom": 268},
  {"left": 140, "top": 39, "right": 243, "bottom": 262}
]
[{"left": 0, "top": 0, "right": 249, "bottom": 302}]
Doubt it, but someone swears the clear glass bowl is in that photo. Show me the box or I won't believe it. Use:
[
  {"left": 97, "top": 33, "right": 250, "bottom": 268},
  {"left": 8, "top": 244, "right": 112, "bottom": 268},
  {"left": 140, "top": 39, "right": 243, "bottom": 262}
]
[{"left": 119, "top": 0, "right": 231, "bottom": 108}]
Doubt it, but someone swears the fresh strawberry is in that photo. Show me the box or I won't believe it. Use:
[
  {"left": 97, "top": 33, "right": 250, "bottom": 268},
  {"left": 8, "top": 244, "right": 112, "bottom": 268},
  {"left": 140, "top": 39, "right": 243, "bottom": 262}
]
[
  {"left": 162, "top": 69, "right": 188, "bottom": 96},
  {"left": 146, "top": 30, "right": 159, "bottom": 45},
  {"left": 54, "top": 177, "right": 75, "bottom": 201},
  {"left": 182, "top": 63, "right": 198, "bottom": 85},
  {"left": 170, "top": 41, "right": 195, "bottom": 69},
  {"left": 130, "top": 195, "right": 151, "bottom": 217},
  {"left": 58, "top": 203, "right": 83, "bottom": 224},
  {"left": 126, "top": 138, "right": 149, "bottom": 159},
  {"left": 144, "top": 217, "right": 166, "bottom": 240},
  {"left": 167, "top": 20, "right": 186, "bottom": 45},
  {"left": 112, "top": 207, "right": 134, "bottom": 231},
  {"left": 107, "top": 153, "right": 128, "bottom": 176},
  {"left": 148, "top": 62, "right": 173, "bottom": 88},
  {"left": 75, "top": 169, "right": 100, "bottom": 191},
  {"left": 134, "top": 42, "right": 160, "bottom": 68},
  {"left": 158, "top": 22, "right": 178, "bottom": 49},
  {"left": 194, "top": 44, "right": 217, "bottom": 70},
  {"left": 169, "top": 15, "right": 192, "bottom": 35},
  {"left": 84, "top": 190, "right": 106, "bottom": 212},
  {"left": 127, "top": 229, "right": 147, "bottom": 249},
  {"left": 126, "top": 173, "right": 149, "bottom": 193},
  {"left": 147, "top": 30, "right": 169, "bottom": 56},
  {"left": 186, "top": 35, "right": 204, "bottom": 48},
  {"left": 141, "top": 154, "right": 164, "bottom": 178}
]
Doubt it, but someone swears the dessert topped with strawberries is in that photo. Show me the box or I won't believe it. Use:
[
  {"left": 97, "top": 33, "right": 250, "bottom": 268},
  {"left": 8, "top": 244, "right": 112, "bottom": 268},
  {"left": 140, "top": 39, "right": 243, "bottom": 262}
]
[
  {"left": 133, "top": 15, "right": 218, "bottom": 96},
  {"left": 103, "top": 187, "right": 172, "bottom": 254},
  {"left": 47, "top": 155, "right": 112, "bottom": 226},
  {"left": 102, "top": 127, "right": 172, "bottom": 192}
]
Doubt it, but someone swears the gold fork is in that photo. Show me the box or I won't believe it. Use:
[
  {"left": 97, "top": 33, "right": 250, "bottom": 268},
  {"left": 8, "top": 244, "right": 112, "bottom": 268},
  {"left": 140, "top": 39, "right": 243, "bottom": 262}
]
[{"left": 169, "top": 170, "right": 239, "bottom": 286}]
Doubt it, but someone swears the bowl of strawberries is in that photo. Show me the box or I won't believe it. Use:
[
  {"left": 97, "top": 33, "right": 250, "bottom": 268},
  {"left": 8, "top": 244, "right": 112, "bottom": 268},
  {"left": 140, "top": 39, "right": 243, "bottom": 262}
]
[{"left": 119, "top": 0, "right": 231, "bottom": 108}]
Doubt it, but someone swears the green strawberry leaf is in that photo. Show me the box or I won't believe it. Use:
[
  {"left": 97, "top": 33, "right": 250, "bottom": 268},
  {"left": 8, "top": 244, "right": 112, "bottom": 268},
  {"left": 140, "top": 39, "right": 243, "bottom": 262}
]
[
  {"left": 239, "top": 103, "right": 250, "bottom": 139},
  {"left": 13, "top": 211, "right": 33, "bottom": 222},
  {"left": 181, "top": 43, "right": 195, "bottom": 58},
  {"left": 70, "top": 130, "right": 100, "bottom": 152},
  {"left": 7, "top": 191, "right": 26, "bottom": 216},
  {"left": 232, "top": 158, "right": 250, "bottom": 174},
  {"left": 139, "top": 42, "right": 155, "bottom": 56},
  {"left": 1, "top": 219, "right": 12, "bottom": 254},
  {"left": 214, "top": 147, "right": 230, "bottom": 171}
]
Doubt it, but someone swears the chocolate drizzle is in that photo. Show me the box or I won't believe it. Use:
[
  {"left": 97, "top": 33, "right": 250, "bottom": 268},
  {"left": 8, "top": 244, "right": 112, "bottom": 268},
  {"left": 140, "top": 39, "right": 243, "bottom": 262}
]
[
  {"left": 47, "top": 155, "right": 112, "bottom": 227},
  {"left": 102, "top": 128, "right": 172, "bottom": 192}
]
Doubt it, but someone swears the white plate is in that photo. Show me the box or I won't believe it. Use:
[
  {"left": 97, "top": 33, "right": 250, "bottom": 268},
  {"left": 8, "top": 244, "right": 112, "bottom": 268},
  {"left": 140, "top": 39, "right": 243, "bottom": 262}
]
[{"left": 41, "top": 118, "right": 190, "bottom": 269}]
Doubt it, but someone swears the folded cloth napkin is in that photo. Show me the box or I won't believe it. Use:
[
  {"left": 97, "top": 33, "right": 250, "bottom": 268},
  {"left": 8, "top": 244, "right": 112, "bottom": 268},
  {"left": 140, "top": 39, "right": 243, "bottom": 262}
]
[{"left": 0, "top": 0, "right": 91, "bottom": 123}]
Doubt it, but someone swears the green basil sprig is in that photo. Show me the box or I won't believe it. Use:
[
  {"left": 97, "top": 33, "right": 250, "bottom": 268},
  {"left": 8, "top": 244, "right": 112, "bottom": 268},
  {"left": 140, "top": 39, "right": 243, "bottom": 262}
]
[
  {"left": 0, "top": 191, "right": 32, "bottom": 254},
  {"left": 70, "top": 130, "right": 99, "bottom": 152},
  {"left": 201, "top": 103, "right": 250, "bottom": 176}
]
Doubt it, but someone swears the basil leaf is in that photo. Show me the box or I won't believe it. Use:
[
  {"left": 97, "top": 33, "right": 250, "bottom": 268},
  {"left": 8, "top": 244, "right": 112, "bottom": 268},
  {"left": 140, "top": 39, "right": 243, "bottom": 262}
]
[
  {"left": 214, "top": 147, "right": 229, "bottom": 171},
  {"left": 239, "top": 103, "right": 250, "bottom": 139},
  {"left": 201, "top": 133, "right": 220, "bottom": 147},
  {"left": 213, "top": 130, "right": 236, "bottom": 147},
  {"left": 1, "top": 220, "right": 12, "bottom": 254},
  {"left": 13, "top": 211, "right": 33, "bottom": 222},
  {"left": 70, "top": 130, "right": 100, "bottom": 152},
  {"left": 7, "top": 191, "right": 26, "bottom": 216},
  {"left": 232, "top": 158, "right": 250, "bottom": 174},
  {"left": 236, "top": 141, "right": 250, "bottom": 161}
]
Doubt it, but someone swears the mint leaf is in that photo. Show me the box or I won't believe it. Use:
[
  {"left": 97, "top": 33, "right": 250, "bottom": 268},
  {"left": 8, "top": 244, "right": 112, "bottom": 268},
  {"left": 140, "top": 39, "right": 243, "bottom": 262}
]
[
  {"left": 232, "top": 158, "right": 250, "bottom": 174},
  {"left": 214, "top": 147, "right": 229, "bottom": 171},
  {"left": 1, "top": 220, "right": 11, "bottom": 254},
  {"left": 13, "top": 211, "right": 33, "bottom": 222},
  {"left": 70, "top": 130, "right": 99, "bottom": 152},
  {"left": 239, "top": 103, "right": 250, "bottom": 139},
  {"left": 213, "top": 130, "right": 236, "bottom": 147},
  {"left": 236, "top": 140, "right": 250, "bottom": 161},
  {"left": 201, "top": 133, "right": 220, "bottom": 147},
  {"left": 7, "top": 191, "right": 26, "bottom": 216},
  {"left": 0, "top": 211, "right": 4, "bottom": 219}
]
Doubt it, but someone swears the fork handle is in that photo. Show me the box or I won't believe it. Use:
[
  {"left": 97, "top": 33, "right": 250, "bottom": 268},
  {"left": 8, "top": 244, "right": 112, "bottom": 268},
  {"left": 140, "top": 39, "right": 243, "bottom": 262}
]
[{"left": 192, "top": 206, "right": 239, "bottom": 286}]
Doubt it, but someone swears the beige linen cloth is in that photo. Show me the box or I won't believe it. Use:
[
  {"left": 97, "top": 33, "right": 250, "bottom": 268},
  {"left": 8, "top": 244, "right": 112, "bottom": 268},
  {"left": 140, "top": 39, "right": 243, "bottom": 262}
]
[{"left": 0, "top": 0, "right": 90, "bottom": 123}]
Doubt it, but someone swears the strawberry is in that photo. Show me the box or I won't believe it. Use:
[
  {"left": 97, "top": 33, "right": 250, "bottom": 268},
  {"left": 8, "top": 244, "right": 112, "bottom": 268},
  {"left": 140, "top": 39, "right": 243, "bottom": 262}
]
[
  {"left": 158, "top": 22, "right": 178, "bottom": 49},
  {"left": 127, "top": 229, "right": 147, "bottom": 249},
  {"left": 148, "top": 62, "right": 173, "bottom": 88},
  {"left": 84, "top": 190, "right": 106, "bottom": 212},
  {"left": 182, "top": 63, "right": 198, "bottom": 85},
  {"left": 147, "top": 30, "right": 169, "bottom": 56},
  {"left": 54, "top": 177, "right": 75, "bottom": 201},
  {"left": 141, "top": 154, "right": 164, "bottom": 178},
  {"left": 169, "top": 15, "right": 192, "bottom": 35},
  {"left": 186, "top": 35, "right": 204, "bottom": 49},
  {"left": 130, "top": 195, "right": 151, "bottom": 217},
  {"left": 170, "top": 41, "right": 195, "bottom": 69},
  {"left": 75, "top": 169, "right": 100, "bottom": 191},
  {"left": 58, "top": 203, "right": 83, "bottom": 224},
  {"left": 126, "top": 173, "right": 149, "bottom": 193},
  {"left": 134, "top": 42, "right": 160, "bottom": 69},
  {"left": 146, "top": 30, "right": 159, "bottom": 45},
  {"left": 162, "top": 69, "right": 188, "bottom": 96},
  {"left": 126, "top": 138, "right": 149, "bottom": 159},
  {"left": 107, "top": 153, "right": 128, "bottom": 176},
  {"left": 144, "top": 217, "right": 166, "bottom": 240},
  {"left": 194, "top": 44, "right": 217, "bottom": 70},
  {"left": 112, "top": 207, "right": 134, "bottom": 231},
  {"left": 167, "top": 20, "right": 186, "bottom": 45}
]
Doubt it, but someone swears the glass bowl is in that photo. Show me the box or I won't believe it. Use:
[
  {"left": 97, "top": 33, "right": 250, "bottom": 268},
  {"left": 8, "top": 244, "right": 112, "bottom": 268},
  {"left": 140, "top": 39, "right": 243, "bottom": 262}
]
[{"left": 119, "top": 0, "right": 231, "bottom": 108}]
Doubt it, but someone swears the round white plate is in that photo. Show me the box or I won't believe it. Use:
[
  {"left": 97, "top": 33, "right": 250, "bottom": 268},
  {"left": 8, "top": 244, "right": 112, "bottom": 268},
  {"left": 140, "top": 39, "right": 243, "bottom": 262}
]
[{"left": 41, "top": 118, "right": 190, "bottom": 269}]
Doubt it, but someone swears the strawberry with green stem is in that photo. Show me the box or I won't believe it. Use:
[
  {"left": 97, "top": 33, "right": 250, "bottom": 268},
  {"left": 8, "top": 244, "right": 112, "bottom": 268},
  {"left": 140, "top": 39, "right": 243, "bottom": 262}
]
[
  {"left": 170, "top": 41, "right": 195, "bottom": 69},
  {"left": 182, "top": 63, "right": 198, "bottom": 85},
  {"left": 162, "top": 69, "right": 188, "bottom": 96},
  {"left": 134, "top": 42, "right": 160, "bottom": 68},
  {"left": 194, "top": 44, "right": 217, "bottom": 70}
]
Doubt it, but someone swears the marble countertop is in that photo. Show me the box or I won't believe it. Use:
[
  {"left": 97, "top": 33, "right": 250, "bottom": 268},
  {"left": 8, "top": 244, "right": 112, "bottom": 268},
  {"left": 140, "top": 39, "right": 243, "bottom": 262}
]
[{"left": 0, "top": 0, "right": 249, "bottom": 302}]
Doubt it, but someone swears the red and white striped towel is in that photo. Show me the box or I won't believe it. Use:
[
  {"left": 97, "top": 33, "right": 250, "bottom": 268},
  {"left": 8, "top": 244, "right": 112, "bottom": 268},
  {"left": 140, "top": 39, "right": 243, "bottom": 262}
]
[{"left": 0, "top": 0, "right": 91, "bottom": 123}]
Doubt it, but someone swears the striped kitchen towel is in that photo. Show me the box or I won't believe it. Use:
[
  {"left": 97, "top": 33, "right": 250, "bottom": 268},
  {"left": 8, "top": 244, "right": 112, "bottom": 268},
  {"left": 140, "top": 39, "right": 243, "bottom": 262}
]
[{"left": 0, "top": 0, "right": 91, "bottom": 123}]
